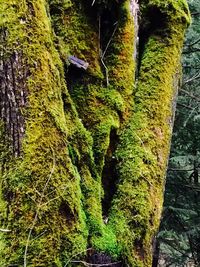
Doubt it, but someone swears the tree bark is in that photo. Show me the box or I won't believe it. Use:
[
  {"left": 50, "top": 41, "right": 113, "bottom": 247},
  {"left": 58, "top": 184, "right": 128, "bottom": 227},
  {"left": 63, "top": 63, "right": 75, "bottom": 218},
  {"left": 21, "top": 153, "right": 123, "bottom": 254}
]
[{"left": 0, "top": 0, "right": 190, "bottom": 266}]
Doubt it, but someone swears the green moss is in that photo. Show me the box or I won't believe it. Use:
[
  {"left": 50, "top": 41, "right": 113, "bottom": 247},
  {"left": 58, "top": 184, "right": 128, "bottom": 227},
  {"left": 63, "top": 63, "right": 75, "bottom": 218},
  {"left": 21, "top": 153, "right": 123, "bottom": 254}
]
[
  {"left": 0, "top": 0, "right": 189, "bottom": 266},
  {"left": 140, "top": 0, "right": 191, "bottom": 26},
  {"left": 49, "top": 0, "right": 103, "bottom": 77},
  {"left": 107, "top": 1, "right": 190, "bottom": 265},
  {"left": 0, "top": 0, "right": 91, "bottom": 265},
  {"left": 46, "top": 0, "right": 137, "bottom": 263},
  {"left": 91, "top": 224, "right": 122, "bottom": 259},
  {"left": 105, "top": 0, "right": 135, "bottom": 98}
]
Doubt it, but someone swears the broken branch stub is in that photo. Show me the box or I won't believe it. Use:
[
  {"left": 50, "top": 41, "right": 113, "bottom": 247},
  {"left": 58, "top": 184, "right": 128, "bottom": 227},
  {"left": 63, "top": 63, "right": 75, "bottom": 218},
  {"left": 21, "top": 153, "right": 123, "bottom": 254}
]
[{"left": 68, "top": 56, "right": 89, "bottom": 70}]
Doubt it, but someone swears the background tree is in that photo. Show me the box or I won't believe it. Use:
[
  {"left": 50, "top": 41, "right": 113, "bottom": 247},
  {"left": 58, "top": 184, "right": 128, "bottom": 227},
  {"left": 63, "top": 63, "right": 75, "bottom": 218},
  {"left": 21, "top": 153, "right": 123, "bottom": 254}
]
[
  {"left": 0, "top": 0, "right": 189, "bottom": 266},
  {"left": 156, "top": 0, "right": 200, "bottom": 266}
]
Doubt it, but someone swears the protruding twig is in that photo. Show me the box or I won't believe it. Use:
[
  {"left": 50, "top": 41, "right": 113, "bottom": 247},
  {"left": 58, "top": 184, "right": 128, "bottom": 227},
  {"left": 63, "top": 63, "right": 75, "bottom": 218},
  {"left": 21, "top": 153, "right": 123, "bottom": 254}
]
[
  {"left": 98, "top": 16, "right": 118, "bottom": 87},
  {"left": 98, "top": 15, "right": 109, "bottom": 87},
  {"left": 71, "top": 260, "right": 122, "bottom": 266},
  {"left": 100, "top": 55, "right": 109, "bottom": 87},
  {"left": 64, "top": 248, "right": 93, "bottom": 267},
  {"left": 102, "top": 22, "right": 118, "bottom": 59},
  {"left": 0, "top": 228, "right": 11, "bottom": 232}
]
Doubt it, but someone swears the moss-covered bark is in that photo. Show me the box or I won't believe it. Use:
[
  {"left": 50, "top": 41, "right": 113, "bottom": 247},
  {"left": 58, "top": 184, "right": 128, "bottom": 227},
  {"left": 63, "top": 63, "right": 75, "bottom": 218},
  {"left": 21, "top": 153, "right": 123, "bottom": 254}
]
[{"left": 0, "top": 0, "right": 189, "bottom": 266}]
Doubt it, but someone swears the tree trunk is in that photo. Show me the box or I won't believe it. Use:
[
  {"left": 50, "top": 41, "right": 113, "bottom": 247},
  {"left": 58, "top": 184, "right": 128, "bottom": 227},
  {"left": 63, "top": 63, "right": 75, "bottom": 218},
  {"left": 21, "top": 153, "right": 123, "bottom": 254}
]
[{"left": 0, "top": 0, "right": 190, "bottom": 266}]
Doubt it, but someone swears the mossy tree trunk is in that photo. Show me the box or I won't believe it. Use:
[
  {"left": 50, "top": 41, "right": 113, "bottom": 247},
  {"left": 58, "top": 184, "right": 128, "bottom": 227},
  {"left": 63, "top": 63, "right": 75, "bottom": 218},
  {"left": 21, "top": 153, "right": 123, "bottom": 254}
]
[{"left": 0, "top": 0, "right": 189, "bottom": 266}]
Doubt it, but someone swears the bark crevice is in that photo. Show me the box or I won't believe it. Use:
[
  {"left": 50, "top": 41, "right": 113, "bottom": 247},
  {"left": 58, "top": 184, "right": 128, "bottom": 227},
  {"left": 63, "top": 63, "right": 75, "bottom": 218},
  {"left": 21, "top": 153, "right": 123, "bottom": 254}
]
[
  {"left": 102, "top": 128, "right": 118, "bottom": 217},
  {"left": 0, "top": 28, "right": 28, "bottom": 157}
]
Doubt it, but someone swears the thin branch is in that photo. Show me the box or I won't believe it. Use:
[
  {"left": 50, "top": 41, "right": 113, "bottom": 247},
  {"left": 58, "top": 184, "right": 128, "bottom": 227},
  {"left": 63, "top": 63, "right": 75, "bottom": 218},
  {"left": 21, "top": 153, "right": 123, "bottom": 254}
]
[
  {"left": 191, "top": 12, "right": 200, "bottom": 16},
  {"left": 183, "top": 48, "right": 200, "bottom": 54},
  {"left": 185, "top": 37, "right": 200, "bottom": 47},
  {"left": 64, "top": 248, "right": 93, "bottom": 267},
  {"left": 100, "top": 55, "right": 109, "bottom": 86},
  {"left": 102, "top": 22, "right": 118, "bottom": 59},
  {"left": 134, "top": 132, "right": 149, "bottom": 157},
  {"left": 180, "top": 89, "right": 200, "bottom": 102},
  {"left": 176, "top": 103, "right": 194, "bottom": 110},
  {"left": 159, "top": 238, "right": 192, "bottom": 259},
  {"left": 23, "top": 148, "right": 56, "bottom": 267},
  {"left": 98, "top": 16, "right": 118, "bottom": 87},
  {"left": 0, "top": 228, "right": 11, "bottom": 232},
  {"left": 183, "top": 105, "right": 199, "bottom": 127},
  {"left": 91, "top": 0, "right": 96, "bottom": 6},
  {"left": 167, "top": 182, "right": 200, "bottom": 192},
  {"left": 31, "top": 230, "right": 48, "bottom": 241},
  {"left": 141, "top": 175, "right": 153, "bottom": 187},
  {"left": 183, "top": 65, "right": 200, "bottom": 70},
  {"left": 183, "top": 71, "right": 200, "bottom": 85},
  {"left": 40, "top": 186, "right": 68, "bottom": 207},
  {"left": 175, "top": 214, "right": 198, "bottom": 264},
  {"left": 23, "top": 214, "right": 38, "bottom": 267},
  {"left": 98, "top": 16, "right": 109, "bottom": 87},
  {"left": 168, "top": 168, "right": 194, "bottom": 172},
  {"left": 71, "top": 260, "right": 122, "bottom": 266}
]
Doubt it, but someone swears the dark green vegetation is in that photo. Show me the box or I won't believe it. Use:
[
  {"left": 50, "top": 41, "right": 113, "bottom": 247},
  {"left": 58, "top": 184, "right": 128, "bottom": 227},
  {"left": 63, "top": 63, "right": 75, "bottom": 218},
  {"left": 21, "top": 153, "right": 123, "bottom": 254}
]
[
  {"left": 155, "top": 0, "right": 200, "bottom": 266},
  {"left": 0, "top": 0, "right": 189, "bottom": 266}
]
